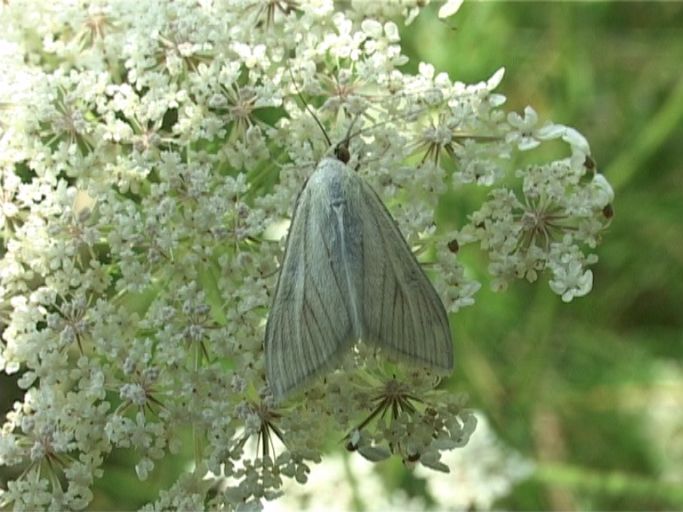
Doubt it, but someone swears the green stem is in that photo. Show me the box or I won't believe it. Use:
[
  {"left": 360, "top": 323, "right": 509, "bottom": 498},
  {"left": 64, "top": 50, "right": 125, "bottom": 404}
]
[
  {"left": 342, "top": 452, "right": 365, "bottom": 512},
  {"left": 606, "top": 77, "right": 683, "bottom": 191},
  {"left": 535, "top": 462, "right": 683, "bottom": 506},
  {"left": 193, "top": 424, "right": 203, "bottom": 469}
]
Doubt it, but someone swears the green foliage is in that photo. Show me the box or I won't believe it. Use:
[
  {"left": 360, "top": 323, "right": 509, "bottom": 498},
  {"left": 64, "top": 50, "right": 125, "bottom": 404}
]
[{"left": 407, "top": 3, "right": 683, "bottom": 510}]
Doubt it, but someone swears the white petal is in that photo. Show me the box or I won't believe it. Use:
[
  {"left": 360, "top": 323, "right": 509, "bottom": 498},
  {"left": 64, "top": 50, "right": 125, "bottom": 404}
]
[
  {"left": 486, "top": 67, "right": 506, "bottom": 90},
  {"left": 438, "top": 0, "right": 464, "bottom": 19}
]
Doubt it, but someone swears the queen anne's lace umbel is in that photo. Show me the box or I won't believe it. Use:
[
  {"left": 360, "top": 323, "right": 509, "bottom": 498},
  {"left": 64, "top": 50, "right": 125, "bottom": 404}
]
[{"left": 0, "top": 1, "right": 612, "bottom": 509}]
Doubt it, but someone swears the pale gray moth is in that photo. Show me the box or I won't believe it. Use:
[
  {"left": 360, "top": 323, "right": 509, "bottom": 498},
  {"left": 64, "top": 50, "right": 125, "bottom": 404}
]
[{"left": 265, "top": 143, "right": 453, "bottom": 401}]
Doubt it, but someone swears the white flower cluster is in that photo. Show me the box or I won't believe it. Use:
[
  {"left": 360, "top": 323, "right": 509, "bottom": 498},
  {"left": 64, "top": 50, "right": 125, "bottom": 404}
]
[
  {"left": 266, "top": 411, "right": 531, "bottom": 512},
  {"left": 0, "top": 0, "right": 611, "bottom": 509},
  {"left": 459, "top": 108, "right": 614, "bottom": 301}
]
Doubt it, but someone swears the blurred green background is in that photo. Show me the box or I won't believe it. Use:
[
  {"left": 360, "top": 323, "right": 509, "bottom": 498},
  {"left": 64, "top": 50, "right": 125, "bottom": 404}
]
[
  {"left": 3, "top": 2, "right": 683, "bottom": 510},
  {"left": 405, "top": 2, "right": 683, "bottom": 510}
]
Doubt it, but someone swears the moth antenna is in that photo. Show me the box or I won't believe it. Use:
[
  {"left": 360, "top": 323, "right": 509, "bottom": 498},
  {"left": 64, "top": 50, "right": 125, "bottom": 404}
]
[
  {"left": 287, "top": 66, "right": 332, "bottom": 148},
  {"left": 342, "top": 87, "right": 453, "bottom": 143}
]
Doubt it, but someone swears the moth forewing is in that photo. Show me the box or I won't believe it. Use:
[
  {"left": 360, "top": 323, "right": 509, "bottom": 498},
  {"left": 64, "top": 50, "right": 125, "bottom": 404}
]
[
  {"left": 357, "top": 179, "right": 453, "bottom": 371},
  {"left": 265, "top": 157, "right": 362, "bottom": 400},
  {"left": 265, "top": 151, "right": 454, "bottom": 401}
]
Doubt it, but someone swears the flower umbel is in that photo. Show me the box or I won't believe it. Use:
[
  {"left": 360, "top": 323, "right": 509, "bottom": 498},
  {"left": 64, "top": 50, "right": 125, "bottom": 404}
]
[
  {"left": 340, "top": 369, "right": 476, "bottom": 473},
  {"left": 0, "top": 0, "right": 612, "bottom": 508}
]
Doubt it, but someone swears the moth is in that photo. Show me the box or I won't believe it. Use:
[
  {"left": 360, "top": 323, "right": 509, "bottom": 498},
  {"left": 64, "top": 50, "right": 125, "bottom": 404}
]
[{"left": 265, "top": 137, "right": 453, "bottom": 401}]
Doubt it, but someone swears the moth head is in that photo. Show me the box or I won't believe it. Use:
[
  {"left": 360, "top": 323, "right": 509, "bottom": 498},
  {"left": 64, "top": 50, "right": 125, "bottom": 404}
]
[
  {"left": 334, "top": 140, "right": 351, "bottom": 164},
  {"left": 332, "top": 114, "right": 361, "bottom": 165}
]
